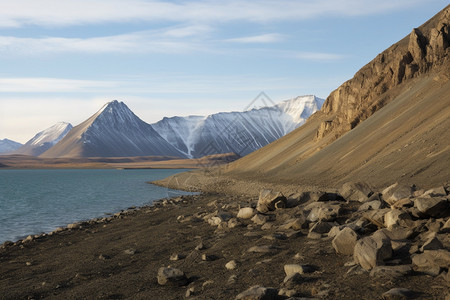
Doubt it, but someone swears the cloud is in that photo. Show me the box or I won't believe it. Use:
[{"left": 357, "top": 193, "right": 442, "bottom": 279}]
[
  {"left": 0, "top": 0, "right": 425, "bottom": 28},
  {"left": 0, "top": 78, "right": 118, "bottom": 92},
  {"left": 0, "top": 27, "right": 208, "bottom": 55},
  {"left": 225, "top": 33, "right": 284, "bottom": 44},
  {"left": 291, "top": 52, "right": 345, "bottom": 61}
]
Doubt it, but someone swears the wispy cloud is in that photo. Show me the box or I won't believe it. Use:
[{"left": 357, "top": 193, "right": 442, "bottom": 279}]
[
  {"left": 0, "top": 27, "right": 209, "bottom": 55},
  {"left": 0, "top": 0, "right": 424, "bottom": 28},
  {"left": 0, "top": 78, "right": 118, "bottom": 93},
  {"left": 225, "top": 33, "right": 284, "bottom": 44}
]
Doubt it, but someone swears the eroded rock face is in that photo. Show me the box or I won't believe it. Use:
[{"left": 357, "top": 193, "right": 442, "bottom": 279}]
[{"left": 315, "top": 6, "right": 450, "bottom": 143}]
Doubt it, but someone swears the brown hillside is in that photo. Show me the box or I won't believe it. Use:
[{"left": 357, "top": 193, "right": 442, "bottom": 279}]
[{"left": 217, "top": 5, "right": 450, "bottom": 189}]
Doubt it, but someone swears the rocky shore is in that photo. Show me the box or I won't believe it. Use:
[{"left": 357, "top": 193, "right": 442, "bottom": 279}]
[{"left": 1, "top": 179, "right": 449, "bottom": 299}]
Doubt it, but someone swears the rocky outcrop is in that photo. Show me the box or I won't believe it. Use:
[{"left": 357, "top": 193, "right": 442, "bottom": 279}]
[{"left": 316, "top": 6, "right": 450, "bottom": 142}]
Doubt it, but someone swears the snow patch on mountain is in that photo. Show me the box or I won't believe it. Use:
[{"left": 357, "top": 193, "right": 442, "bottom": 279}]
[
  {"left": 0, "top": 139, "right": 23, "bottom": 154},
  {"left": 152, "top": 95, "right": 324, "bottom": 158}
]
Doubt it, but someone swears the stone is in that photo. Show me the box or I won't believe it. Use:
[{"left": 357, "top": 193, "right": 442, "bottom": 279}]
[
  {"left": 309, "top": 221, "right": 334, "bottom": 235},
  {"left": 280, "top": 217, "right": 306, "bottom": 231},
  {"left": 228, "top": 218, "right": 240, "bottom": 228},
  {"left": 441, "top": 218, "right": 450, "bottom": 233},
  {"left": 369, "top": 265, "right": 412, "bottom": 279},
  {"left": 252, "top": 214, "right": 269, "bottom": 225},
  {"left": 305, "top": 202, "right": 342, "bottom": 222},
  {"left": 382, "top": 288, "right": 415, "bottom": 300},
  {"left": 340, "top": 181, "right": 372, "bottom": 202},
  {"left": 353, "top": 230, "right": 392, "bottom": 270},
  {"left": 382, "top": 183, "right": 413, "bottom": 205},
  {"left": 307, "top": 232, "right": 322, "bottom": 240},
  {"left": 296, "top": 191, "right": 329, "bottom": 203},
  {"left": 157, "top": 267, "right": 188, "bottom": 286},
  {"left": 423, "top": 186, "right": 447, "bottom": 197},
  {"left": 328, "top": 226, "right": 343, "bottom": 238},
  {"left": 414, "top": 197, "right": 449, "bottom": 218},
  {"left": 248, "top": 245, "right": 275, "bottom": 253},
  {"left": 358, "top": 200, "right": 382, "bottom": 211},
  {"left": 391, "top": 198, "right": 414, "bottom": 209},
  {"left": 363, "top": 208, "right": 391, "bottom": 227},
  {"left": 235, "top": 285, "right": 279, "bottom": 300},
  {"left": 420, "top": 234, "right": 443, "bottom": 252},
  {"left": 124, "top": 248, "right": 136, "bottom": 255},
  {"left": 332, "top": 227, "right": 359, "bottom": 255},
  {"left": 284, "top": 264, "right": 304, "bottom": 277},
  {"left": 170, "top": 253, "right": 182, "bottom": 261},
  {"left": 238, "top": 207, "right": 256, "bottom": 219},
  {"left": 384, "top": 209, "right": 411, "bottom": 229},
  {"left": 257, "top": 190, "right": 287, "bottom": 213},
  {"left": 226, "top": 260, "right": 238, "bottom": 270},
  {"left": 282, "top": 272, "right": 303, "bottom": 287},
  {"left": 412, "top": 249, "right": 450, "bottom": 276}
]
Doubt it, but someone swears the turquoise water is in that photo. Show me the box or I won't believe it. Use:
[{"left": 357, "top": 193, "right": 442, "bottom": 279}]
[{"left": 0, "top": 169, "right": 193, "bottom": 243}]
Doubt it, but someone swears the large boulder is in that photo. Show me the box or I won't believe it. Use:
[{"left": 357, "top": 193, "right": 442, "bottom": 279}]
[
  {"left": 157, "top": 267, "right": 188, "bottom": 286},
  {"left": 332, "top": 227, "right": 359, "bottom": 255},
  {"left": 305, "top": 202, "right": 342, "bottom": 222},
  {"left": 382, "top": 183, "right": 413, "bottom": 205},
  {"left": 412, "top": 249, "right": 450, "bottom": 276},
  {"left": 257, "top": 190, "right": 287, "bottom": 213},
  {"left": 340, "top": 182, "right": 373, "bottom": 202},
  {"left": 354, "top": 230, "right": 392, "bottom": 270},
  {"left": 414, "top": 197, "right": 449, "bottom": 218}
]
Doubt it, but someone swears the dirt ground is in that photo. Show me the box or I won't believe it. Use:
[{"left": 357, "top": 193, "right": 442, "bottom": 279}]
[{"left": 1, "top": 192, "right": 448, "bottom": 300}]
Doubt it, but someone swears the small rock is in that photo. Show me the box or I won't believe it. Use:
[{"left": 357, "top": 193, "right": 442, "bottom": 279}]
[
  {"left": 170, "top": 253, "right": 182, "bottom": 261},
  {"left": 98, "top": 254, "right": 111, "bottom": 260},
  {"left": 238, "top": 207, "right": 256, "bottom": 219},
  {"left": 423, "top": 186, "right": 447, "bottom": 197},
  {"left": 228, "top": 274, "right": 238, "bottom": 285},
  {"left": 201, "top": 253, "right": 216, "bottom": 261},
  {"left": 195, "top": 242, "right": 206, "bottom": 250},
  {"left": 280, "top": 217, "right": 306, "bottom": 231},
  {"left": 157, "top": 267, "right": 188, "bottom": 286},
  {"left": 332, "top": 227, "right": 359, "bottom": 255},
  {"left": 358, "top": 200, "right": 382, "bottom": 211},
  {"left": 283, "top": 272, "right": 303, "bottom": 287},
  {"left": 257, "top": 190, "right": 287, "bottom": 213},
  {"left": 185, "top": 286, "right": 196, "bottom": 297},
  {"left": 382, "top": 288, "right": 415, "bottom": 300},
  {"left": 248, "top": 245, "right": 275, "bottom": 253},
  {"left": 307, "top": 231, "right": 322, "bottom": 240},
  {"left": 228, "top": 218, "right": 240, "bottom": 228},
  {"left": 235, "top": 285, "right": 279, "bottom": 300},
  {"left": 305, "top": 202, "right": 342, "bottom": 222},
  {"left": 226, "top": 260, "right": 238, "bottom": 270},
  {"left": 309, "top": 221, "right": 334, "bottom": 234},
  {"left": 252, "top": 214, "right": 269, "bottom": 225},
  {"left": 370, "top": 265, "right": 412, "bottom": 279}
]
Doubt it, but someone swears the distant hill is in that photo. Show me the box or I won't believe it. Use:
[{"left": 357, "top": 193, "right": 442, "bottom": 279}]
[
  {"left": 0, "top": 139, "right": 22, "bottom": 154},
  {"left": 12, "top": 122, "right": 73, "bottom": 156}
]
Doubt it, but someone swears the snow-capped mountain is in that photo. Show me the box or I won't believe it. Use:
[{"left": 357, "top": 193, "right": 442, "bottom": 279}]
[
  {"left": 12, "top": 122, "right": 73, "bottom": 156},
  {"left": 152, "top": 95, "right": 324, "bottom": 158},
  {"left": 41, "top": 101, "right": 184, "bottom": 158},
  {"left": 0, "top": 139, "right": 23, "bottom": 154}
]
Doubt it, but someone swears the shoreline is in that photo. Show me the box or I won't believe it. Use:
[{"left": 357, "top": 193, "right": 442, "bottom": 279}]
[{"left": 1, "top": 178, "right": 449, "bottom": 299}]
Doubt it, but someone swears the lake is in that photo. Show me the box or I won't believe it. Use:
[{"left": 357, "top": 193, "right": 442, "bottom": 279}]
[{"left": 0, "top": 169, "right": 194, "bottom": 243}]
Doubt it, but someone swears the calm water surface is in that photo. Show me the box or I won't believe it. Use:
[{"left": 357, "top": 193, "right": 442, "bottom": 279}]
[{"left": 0, "top": 169, "right": 194, "bottom": 243}]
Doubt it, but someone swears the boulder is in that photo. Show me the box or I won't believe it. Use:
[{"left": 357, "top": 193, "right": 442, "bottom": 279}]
[
  {"left": 384, "top": 209, "right": 411, "bottom": 229},
  {"left": 305, "top": 202, "right": 342, "bottom": 222},
  {"left": 225, "top": 260, "right": 238, "bottom": 270},
  {"left": 309, "top": 221, "right": 334, "bottom": 235},
  {"left": 235, "top": 285, "right": 279, "bottom": 300},
  {"left": 340, "top": 182, "right": 372, "bottom": 202},
  {"left": 257, "top": 190, "right": 287, "bottom": 213},
  {"left": 332, "top": 227, "right": 359, "bottom": 255},
  {"left": 358, "top": 200, "right": 382, "bottom": 211},
  {"left": 280, "top": 217, "right": 306, "bottom": 231},
  {"left": 412, "top": 249, "right": 450, "bottom": 276},
  {"left": 414, "top": 197, "right": 449, "bottom": 218},
  {"left": 238, "top": 207, "right": 256, "bottom": 219},
  {"left": 157, "top": 267, "right": 188, "bottom": 286},
  {"left": 423, "top": 186, "right": 447, "bottom": 197},
  {"left": 354, "top": 230, "right": 392, "bottom": 270},
  {"left": 382, "top": 183, "right": 413, "bottom": 205},
  {"left": 420, "top": 234, "right": 443, "bottom": 252}
]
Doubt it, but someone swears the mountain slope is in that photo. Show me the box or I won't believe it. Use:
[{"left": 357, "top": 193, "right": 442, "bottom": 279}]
[
  {"left": 0, "top": 139, "right": 22, "bottom": 154},
  {"left": 41, "top": 101, "right": 184, "bottom": 158},
  {"left": 222, "top": 5, "right": 450, "bottom": 189},
  {"left": 152, "top": 95, "right": 324, "bottom": 158},
  {"left": 12, "top": 122, "right": 73, "bottom": 156}
]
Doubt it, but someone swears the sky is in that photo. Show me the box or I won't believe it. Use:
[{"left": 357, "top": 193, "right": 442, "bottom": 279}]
[{"left": 0, "top": 0, "right": 448, "bottom": 143}]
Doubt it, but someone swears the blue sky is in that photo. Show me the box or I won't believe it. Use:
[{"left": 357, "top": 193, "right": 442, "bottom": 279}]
[{"left": 0, "top": 0, "right": 448, "bottom": 143}]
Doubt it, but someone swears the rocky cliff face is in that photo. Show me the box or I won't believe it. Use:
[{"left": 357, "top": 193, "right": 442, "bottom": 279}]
[{"left": 316, "top": 6, "right": 450, "bottom": 141}]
